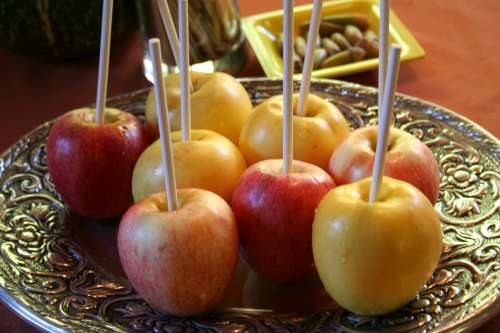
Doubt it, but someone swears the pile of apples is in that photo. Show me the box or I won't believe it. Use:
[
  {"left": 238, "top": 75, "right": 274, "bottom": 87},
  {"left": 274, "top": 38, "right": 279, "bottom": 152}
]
[{"left": 46, "top": 0, "right": 443, "bottom": 319}]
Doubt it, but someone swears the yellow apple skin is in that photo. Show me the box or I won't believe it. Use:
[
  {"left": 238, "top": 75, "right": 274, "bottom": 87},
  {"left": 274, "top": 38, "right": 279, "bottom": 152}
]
[
  {"left": 312, "top": 177, "right": 443, "bottom": 316},
  {"left": 238, "top": 94, "right": 349, "bottom": 170},
  {"left": 145, "top": 72, "right": 253, "bottom": 144},
  {"left": 132, "top": 129, "right": 247, "bottom": 202}
]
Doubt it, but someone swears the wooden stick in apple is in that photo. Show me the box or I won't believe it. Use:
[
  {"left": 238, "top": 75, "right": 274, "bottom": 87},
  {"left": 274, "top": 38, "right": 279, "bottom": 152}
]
[
  {"left": 369, "top": 44, "right": 401, "bottom": 203},
  {"left": 95, "top": 0, "right": 113, "bottom": 124},
  {"left": 378, "top": 0, "right": 390, "bottom": 125},
  {"left": 132, "top": 0, "right": 248, "bottom": 203},
  {"left": 47, "top": 0, "right": 149, "bottom": 219},
  {"left": 238, "top": 0, "right": 349, "bottom": 171},
  {"left": 179, "top": 0, "right": 191, "bottom": 141},
  {"left": 231, "top": 0, "right": 336, "bottom": 284},
  {"left": 295, "top": 0, "right": 323, "bottom": 117},
  {"left": 314, "top": 47, "right": 441, "bottom": 313},
  {"left": 118, "top": 42, "right": 239, "bottom": 313},
  {"left": 282, "top": 0, "right": 294, "bottom": 173},
  {"left": 329, "top": 40, "right": 440, "bottom": 203},
  {"left": 149, "top": 38, "right": 179, "bottom": 211}
]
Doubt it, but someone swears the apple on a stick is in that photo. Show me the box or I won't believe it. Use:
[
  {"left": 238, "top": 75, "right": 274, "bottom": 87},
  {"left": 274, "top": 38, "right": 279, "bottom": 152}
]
[
  {"left": 144, "top": 4, "right": 251, "bottom": 145},
  {"left": 313, "top": 45, "right": 443, "bottom": 315},
  {"left": 329, "top": 0, "right": 439, "bottom": 205},
  {"left": 239, "top": 93, "right": 348, "bottom": 170},
  {"left": 47, "top": 0, "right": 149, "bottom": 219},
  {"left": 132, "top": 129, "right": 246, "bottom": 202},
  {"left": 232, "top": 0, "right": 335, "bottom": 284},
  {"left": 118, "top": 35, "right": 239, "bottom": 316},
  {"left": 238, "top": 0, "right": 348, "bottom": 171},
  {"left": 133, "top": 0, "right": 247, "bottom": 202}
]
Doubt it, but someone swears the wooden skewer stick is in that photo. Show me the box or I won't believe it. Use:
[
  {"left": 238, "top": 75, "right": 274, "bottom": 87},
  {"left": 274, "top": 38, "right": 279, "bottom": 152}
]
[
  {"left": 378, "top": 0, "right": 390, "bottom": 125},
  {"left": 156, "top": 0, "right": 193, "bottom": 91},
  {"left": 283, "top": 0, "right": 294, "bottom": 173},
  {"left": 156, "top": 0, "right": 181, "bottom": 67},
  {"left": 95, "top": 0, "right": 114, "bottom": 124},
  {"left": 296, "top": 0, "right": 323, "bottom": 117},
  {"left": 179, "top": 0, "right": 191, "bottom": 141},
  {"left": 369, "top": 44, "right": 401, "bottom": 204},
  {"left": 149, "top": 38, "right": 179, "bottom": 212}
]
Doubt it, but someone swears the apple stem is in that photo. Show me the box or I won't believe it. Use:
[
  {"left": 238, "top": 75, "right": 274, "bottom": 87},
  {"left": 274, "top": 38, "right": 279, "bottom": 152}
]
[
  {"left": 296, "top": 0, "right": 323, "bottom": 117},
  {"left": 378, "top": 0, "right": 391, "bottom": 127},
  {"left": 179, "top": 0, "right": 191, "bottom": 142},
  {"left": 156, "top": 0, "right": 193, "bottom": 91},
  {"left": 95, "top": 0, "right": 113, "bottom": 125},
  {"left": 150, "top": 38, "right": 179, "bottom": 211},
  {"left": 283, "top": 0, "right": 294, "bottom": 174},
  {"left": 369, "top": 44, "right": 401, "bottom": 204}
]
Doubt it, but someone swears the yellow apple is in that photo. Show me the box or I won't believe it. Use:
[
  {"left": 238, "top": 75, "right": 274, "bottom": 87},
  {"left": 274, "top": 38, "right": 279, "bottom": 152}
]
[
  {"left": 312, "top": 177, "right": 443, "bottom": 315},
  {"left": 145, "top": 71, "right": 253, "bottom": 144},
  {"left": 132, "top": 129, "right": 247, "bottom": 202},
  {"left": 238, "top": 93, "right": 349, "bottom": 170}
]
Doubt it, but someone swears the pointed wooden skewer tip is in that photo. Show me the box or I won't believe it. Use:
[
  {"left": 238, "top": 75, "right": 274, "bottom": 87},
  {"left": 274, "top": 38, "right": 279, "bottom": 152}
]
[
  {"left": 95, "top": 0, "right": 114, "bottom": 125},
  {"left": 282, "top": 0, "right": 294, "bottom": 174},
  {"left": 369, "top": 44, "right": 401, "bottom": 204},
  {"left": 296, "top": 0, "right": 323, "bottom": 117},
  {"left": 149, "top": 38, "right": 179, "bottom": 212}
]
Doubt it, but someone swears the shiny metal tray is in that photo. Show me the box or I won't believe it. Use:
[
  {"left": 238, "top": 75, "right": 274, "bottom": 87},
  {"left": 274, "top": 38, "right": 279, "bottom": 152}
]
[{"left": 0, "top": 78, "right": 498, "bottom": 332}]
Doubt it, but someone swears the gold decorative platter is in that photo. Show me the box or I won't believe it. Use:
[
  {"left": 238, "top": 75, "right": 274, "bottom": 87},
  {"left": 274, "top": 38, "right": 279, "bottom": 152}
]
[{"left": 0, "top": 78, "right": 498, "bottom": 332}]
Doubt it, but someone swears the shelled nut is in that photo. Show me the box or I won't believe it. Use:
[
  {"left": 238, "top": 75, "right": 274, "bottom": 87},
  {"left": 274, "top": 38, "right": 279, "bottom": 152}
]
[
  {"left": 313, "top": 48, "right": 328, "bottom": 69},
  {"left": 274, "top": 13, "right": 380, "bottom": 73},
  {"left": 321, "top": 38, "right": 341, "bottom": 55},
  {"left": 344, "top": 25, "right": 363, "bottom": 45},
  {"left": 331, "top": 33, "right": 351, "bottom": 50}
]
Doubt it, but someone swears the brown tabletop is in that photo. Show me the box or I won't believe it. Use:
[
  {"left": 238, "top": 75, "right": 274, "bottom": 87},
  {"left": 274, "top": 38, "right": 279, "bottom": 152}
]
[{"left": 0, "top": 0, "right": 498, "bottom": 332}]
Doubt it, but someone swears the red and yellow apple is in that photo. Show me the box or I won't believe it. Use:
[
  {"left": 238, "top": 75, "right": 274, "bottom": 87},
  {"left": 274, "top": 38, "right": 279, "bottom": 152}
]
[
  {"left": 231, "top": 159, "right": 335, "bottom": 283},
  {"left": 329, "top": 126, "right": 440, "bottom": 204},
  {"left": 145, "top": 72, "right": 253, "bottom": 144},
  {"left": 132, "top": 129, "right": 246, "bottom": 202},
  {"left": 47, "top": 108, "right": 149, "bottom": 219},
  {"left": 238, "top": 94, "right": 349, "bottom": 170},
  {"left": 118, "top": 189, "right": 239, "bottom": 316},
  {"left": 312, "top": 177, "right": 443, "bottom": 315}
]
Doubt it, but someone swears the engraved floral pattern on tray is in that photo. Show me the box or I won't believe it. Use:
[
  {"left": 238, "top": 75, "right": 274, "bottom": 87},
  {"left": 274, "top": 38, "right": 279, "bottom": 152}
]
[{"left": 0, "top": 79, "right": 498, "bottom": 332}]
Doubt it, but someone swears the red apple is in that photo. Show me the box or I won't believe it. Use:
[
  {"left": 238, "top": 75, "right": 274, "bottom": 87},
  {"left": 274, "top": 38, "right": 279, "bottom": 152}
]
[
  {"left": 117, "top": 189, "right": 239, "bottom": 316},
  {"left": 231, "top": 159, "right": 335, "bottom": 283},
  {"left": 47, "top": 108, "right": 149, "bottom": 219},
  {"left": 329, "top": 126, "right": 440, "bottom": 204}
]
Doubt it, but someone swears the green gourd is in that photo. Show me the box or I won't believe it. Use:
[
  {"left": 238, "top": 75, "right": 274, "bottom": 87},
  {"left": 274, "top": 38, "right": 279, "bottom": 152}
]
[{"left": 0, "top": 0, "right": 136, "bottom": 60}]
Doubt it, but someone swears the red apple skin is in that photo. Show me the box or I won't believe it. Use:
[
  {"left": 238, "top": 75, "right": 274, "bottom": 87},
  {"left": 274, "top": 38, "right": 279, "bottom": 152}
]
[
  {"left": 231, "top": 159, "right": 335, "bottom": 283},
  {"left": 117, "top": 189, "right": 239, "bottom": 316},
  {"left": 329, "top": 126, "right": 440, "bottom": 204},
  {"left": 47, "top": 108, "right": 149, "bottom": 219}
]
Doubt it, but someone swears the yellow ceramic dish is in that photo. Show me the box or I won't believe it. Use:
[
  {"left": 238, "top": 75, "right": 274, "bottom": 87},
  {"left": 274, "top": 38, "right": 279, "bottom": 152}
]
[{"left": 242, "top": 0, "right": 425, "bottom": 78}]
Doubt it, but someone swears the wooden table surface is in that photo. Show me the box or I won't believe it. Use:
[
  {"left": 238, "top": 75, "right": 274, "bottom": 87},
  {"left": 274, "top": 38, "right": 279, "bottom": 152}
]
[{"left": 0, "top": 0, "right": 498, "bottom": 332}]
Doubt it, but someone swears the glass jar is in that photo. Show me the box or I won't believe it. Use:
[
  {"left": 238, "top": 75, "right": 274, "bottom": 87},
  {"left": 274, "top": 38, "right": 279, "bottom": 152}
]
[{"left": 136, "top": 0, "right": 248, "bottom": 82}]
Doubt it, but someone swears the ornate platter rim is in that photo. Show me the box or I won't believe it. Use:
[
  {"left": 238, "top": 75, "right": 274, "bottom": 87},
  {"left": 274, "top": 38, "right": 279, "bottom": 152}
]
[{"left": 0, "top": 77, "right": 498, "bottom": 333}]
